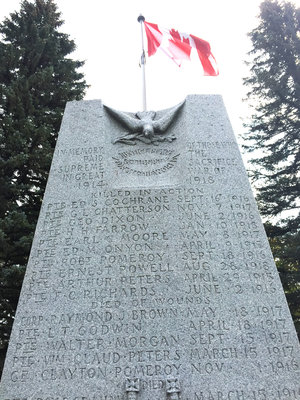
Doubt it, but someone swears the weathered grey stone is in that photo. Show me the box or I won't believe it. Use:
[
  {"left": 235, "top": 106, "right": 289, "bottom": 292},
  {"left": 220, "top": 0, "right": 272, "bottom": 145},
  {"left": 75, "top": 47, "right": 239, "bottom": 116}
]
[{"left": 1, "top": 95, "right": 300, "bottom": 400}]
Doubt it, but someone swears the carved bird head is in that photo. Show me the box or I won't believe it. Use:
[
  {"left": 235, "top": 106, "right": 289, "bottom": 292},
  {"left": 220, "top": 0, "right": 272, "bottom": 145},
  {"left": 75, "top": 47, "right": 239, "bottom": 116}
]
[
  {"left": 135, "top": 111, "right": 156, "bottom": 138},
  {"left": 142, "top": 123, "right": 154, "bottom": 138}
]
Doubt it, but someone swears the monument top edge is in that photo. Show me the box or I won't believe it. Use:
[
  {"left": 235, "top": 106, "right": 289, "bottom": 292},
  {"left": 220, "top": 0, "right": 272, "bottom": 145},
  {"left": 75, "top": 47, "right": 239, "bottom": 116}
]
[{"left": 65, "top": 94, "right": 224, "bottom": 113}]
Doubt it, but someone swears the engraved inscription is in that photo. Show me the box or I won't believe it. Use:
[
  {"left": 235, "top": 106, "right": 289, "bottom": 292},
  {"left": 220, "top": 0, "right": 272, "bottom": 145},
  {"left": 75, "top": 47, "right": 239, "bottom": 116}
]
[
  {"left": 2, "top": 98, "right": 299, "bottom": 400},
  {"left": 112, "top": 149, "right": 179, "bottom": 176}
]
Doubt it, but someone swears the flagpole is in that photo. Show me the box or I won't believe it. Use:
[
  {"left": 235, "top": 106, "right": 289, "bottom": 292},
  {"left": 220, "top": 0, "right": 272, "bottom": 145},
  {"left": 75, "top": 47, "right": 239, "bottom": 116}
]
[{"left": 137, "top": 14, "right": 147, "bottom": 111}]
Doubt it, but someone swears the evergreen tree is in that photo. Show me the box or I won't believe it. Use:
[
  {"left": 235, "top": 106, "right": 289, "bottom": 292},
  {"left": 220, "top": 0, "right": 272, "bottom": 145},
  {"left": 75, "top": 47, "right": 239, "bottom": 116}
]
[
  {"left": 0, "top": 0, "right": 88, "bottom": 373},
  {"left": 244, "top": 0, "right": 300, "bottom": 337},
  {"left": 244, "top": 0, "right": 300, "bottom": 226},
  {"left": 265, "top": 223, "right": 300, "bottom": 337}
]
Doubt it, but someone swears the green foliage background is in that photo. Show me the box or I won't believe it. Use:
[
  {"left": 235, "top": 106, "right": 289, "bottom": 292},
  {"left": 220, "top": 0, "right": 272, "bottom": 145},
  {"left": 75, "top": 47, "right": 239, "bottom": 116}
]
[
  {"left": 243, "top": 0, "right": 300, "bottom": 338},
  {"left": 0, "top": 0, "right": 88, "bottom": 375}
]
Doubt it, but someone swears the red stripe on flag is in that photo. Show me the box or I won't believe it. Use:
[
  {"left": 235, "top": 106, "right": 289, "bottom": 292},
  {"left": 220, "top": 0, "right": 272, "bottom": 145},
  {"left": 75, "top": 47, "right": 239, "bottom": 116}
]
[
  {"left": 144, "top": 22, "right": 163, "bottom": 56},
  {"left": 190, "top": 34, "right": 219, "bottom": 76}
]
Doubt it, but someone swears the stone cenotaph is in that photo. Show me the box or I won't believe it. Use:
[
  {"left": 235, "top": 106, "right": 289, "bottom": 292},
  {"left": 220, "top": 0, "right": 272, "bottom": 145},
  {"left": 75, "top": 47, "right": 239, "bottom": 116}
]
[{"left": 1, "top": 95, "right": 300, "bottom": 400}]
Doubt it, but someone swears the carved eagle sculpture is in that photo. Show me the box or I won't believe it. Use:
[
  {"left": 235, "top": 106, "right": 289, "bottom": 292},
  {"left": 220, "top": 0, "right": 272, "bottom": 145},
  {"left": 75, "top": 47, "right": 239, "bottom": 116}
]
[{"left": 104, "top": 100, "right": 185, "bottom": 145}]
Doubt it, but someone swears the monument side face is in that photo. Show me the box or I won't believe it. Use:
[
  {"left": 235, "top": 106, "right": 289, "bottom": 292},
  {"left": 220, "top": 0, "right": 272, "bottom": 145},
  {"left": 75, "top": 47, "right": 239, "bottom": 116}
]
[{"left": 1, "top": 95, "right": 299, "bottom": 400}]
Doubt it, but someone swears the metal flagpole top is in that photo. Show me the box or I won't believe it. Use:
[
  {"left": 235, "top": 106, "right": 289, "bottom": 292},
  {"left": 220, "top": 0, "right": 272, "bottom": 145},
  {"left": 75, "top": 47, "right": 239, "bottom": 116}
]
[{"left": 137, "top": 14, "right": 147, "bottom": 111}]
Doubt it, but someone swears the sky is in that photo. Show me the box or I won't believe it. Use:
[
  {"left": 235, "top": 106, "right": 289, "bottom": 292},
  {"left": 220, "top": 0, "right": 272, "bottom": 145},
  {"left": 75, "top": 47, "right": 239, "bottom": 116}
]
[{"left": 1, "top": 0, "right": 300, "bottom": 141}]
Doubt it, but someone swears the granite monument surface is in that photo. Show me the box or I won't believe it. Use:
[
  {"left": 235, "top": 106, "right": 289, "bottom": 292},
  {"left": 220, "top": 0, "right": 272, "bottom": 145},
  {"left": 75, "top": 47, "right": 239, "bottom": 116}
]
[{"left": 1, "top": 95, "right": 300, "bottom": 400}]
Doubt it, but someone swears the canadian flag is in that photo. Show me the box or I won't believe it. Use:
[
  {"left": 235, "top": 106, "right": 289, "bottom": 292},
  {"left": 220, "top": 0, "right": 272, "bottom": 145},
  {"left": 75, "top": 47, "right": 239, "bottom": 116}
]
[{"left": 144, "top": 21, "right": 219, "bottom": 76}]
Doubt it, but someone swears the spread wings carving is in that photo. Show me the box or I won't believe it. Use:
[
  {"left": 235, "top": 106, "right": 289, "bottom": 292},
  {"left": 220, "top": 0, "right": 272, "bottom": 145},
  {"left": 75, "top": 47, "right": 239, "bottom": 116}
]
[{"left": 104, "top": 100, "right": 185, "bottom": 145}]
